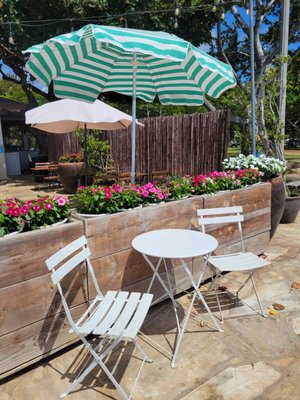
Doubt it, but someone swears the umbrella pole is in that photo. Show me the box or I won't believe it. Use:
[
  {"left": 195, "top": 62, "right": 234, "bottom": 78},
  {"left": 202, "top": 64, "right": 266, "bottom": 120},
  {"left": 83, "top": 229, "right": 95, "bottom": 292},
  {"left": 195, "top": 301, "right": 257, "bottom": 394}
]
[
  {"left": 131, "top": 53, "right": 137, "bottom": 184},
  {"left": 84, "top": 123, "right": 88, "bottom": 185}
]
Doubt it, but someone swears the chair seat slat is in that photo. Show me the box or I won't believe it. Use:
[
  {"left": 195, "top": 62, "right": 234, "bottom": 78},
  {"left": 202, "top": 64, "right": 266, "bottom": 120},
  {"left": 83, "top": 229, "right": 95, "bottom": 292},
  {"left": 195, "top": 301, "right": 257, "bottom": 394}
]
[
  {"left": 93, "top": 291, "right": 130, "bottom": 335},
  {"left": 77, "top": 291, "right": 118, "bottom": 335},
  {"left": 106, "top": 293, "right": 142, "bottom": 338},
  {"left": 123, "top": 294, "right": 153, "bottom": 338},
  {"left": 209, "top": 253, "right": 269, "bottom": 271}
]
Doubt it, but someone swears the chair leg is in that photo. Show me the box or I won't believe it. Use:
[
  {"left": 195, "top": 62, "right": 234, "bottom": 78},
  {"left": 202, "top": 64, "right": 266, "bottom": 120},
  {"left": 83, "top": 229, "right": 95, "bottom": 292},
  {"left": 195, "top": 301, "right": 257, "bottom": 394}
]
[
  {"left": 213, "top": 271, "right": 266, "bottom": 320},
  {"left": 61, "top": 336, "right": 130, "bottom": 400},
  {"left": 61, "top": 335, "right": 151, "bottom": 400}
]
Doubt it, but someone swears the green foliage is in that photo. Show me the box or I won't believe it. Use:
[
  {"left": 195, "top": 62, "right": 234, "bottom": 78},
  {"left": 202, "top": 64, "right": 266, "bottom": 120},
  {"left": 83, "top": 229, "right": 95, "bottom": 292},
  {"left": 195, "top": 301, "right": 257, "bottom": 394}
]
[
  {"left": 0, "top": 80, "right": 46, "bottom": 105},
  {"left": 161, "top": 175, "right": 193, "bottom": 200},
  {"left": 77, "top": 130, "right": 112, "bottom": 173},
  {"left": 0, "top": 198, "right": 24, "bottom": 237},
  {"left": 73, "top": 186, "right": 120, "bottom": 214}
]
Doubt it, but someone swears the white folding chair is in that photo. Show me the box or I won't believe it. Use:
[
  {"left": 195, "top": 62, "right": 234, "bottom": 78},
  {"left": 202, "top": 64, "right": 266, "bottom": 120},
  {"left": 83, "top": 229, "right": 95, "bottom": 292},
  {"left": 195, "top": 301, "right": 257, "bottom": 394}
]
[
  {"left": 45, "top": 235, "right": 153, "bottom": 400},
  {"left": 197, "top": 206, "right": 270, "bottom": 323}
]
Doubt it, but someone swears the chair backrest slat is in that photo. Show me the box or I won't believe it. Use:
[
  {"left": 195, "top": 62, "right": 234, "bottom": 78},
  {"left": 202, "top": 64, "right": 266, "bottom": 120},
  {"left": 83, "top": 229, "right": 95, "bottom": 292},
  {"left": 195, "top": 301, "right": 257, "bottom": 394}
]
[
  {"left": 199, "top": 215, "right": 244, "bottom": 225},
  {"left": 50, "top": 247, "right": 90, "bottom": 285},
  {"left": 197, "top": 206, "right": 243, "bottom": 216},
  {"left": 46, "top": 236, "right": 87, "bottom": 271}
]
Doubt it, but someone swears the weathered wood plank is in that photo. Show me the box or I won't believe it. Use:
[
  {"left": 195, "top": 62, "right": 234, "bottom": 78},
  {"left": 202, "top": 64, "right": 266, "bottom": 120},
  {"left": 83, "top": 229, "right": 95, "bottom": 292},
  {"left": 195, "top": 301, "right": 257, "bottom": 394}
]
[
  {"left": 0, "top": 266, "right": 87, "bottom": 336},
  {"left": 0, "top": 220, "right": 85, "bottom": 288},
  {"left": 0, "top": 305, "right": 85, "bottom": 378},
  {"left": 83, "top": 196, "right": 204, "bottom": 260}
]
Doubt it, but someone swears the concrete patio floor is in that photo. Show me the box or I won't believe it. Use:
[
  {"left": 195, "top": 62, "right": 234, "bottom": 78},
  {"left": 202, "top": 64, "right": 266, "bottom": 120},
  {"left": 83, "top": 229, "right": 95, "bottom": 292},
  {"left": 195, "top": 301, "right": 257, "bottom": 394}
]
[{"left": 1, "top": 213, "right": 299, "bottom": 400}]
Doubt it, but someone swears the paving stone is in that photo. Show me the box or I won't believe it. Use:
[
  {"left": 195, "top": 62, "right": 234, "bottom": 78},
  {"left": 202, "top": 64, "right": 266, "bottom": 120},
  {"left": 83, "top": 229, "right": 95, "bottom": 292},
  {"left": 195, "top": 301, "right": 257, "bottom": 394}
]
[{"left": 183, "top": 361, "right": 281, "bottom": 400}]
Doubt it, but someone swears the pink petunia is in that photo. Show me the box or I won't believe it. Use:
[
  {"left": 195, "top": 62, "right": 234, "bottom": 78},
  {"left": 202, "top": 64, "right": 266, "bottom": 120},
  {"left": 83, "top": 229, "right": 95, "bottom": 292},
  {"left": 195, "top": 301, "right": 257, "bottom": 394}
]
[
  {"left": 33, "top": 205, "right": 42, "bottom": 212},
  {"left": 57, "top": 198, "right": 66, "bottom": 206},
  {"left": 45, "top": 202, "right": 53, "bottom": 210},
  {"left": 13, "top": 208, "right": 20, "bottom": 217},
  {"left": 158, "top": 192, "right": 164, "bottom": 200},
  {"left": 142, "top": 190, "right": 149, "bottom": 197},
  {"left": 20, "top": 205, "right": 29, "bottom": 215}
]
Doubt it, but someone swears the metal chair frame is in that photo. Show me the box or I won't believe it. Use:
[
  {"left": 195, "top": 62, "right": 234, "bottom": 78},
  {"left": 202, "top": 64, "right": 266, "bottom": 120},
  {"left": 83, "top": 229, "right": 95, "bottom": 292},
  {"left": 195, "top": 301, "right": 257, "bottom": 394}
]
[
  {"left": 45, "top": 235, "right": 153, "bottom": 399},
  {"left": 197, "top": 206, "right": 270, "bottom": 323}
]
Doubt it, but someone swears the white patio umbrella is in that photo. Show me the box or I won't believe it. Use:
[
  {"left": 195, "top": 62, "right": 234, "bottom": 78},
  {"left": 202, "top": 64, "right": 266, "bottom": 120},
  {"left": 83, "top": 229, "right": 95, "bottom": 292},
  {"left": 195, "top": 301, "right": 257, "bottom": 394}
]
[
  {"left": 25, "top": 98, "right": 142, "bottom": 175},
  {"left": 24, "top": 24, "right": 236, "bottom": 182}
]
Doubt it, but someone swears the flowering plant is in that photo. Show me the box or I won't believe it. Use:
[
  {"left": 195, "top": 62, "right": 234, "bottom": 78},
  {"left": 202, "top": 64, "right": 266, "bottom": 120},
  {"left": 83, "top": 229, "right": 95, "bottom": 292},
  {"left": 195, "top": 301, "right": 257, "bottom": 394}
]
[
  {"left": 193, "top": 175, "right": 217, "bottom": 195},
  {"left": 73, "top": 185, "right": 119, "bottom": 214},
  {"left": 112, "top": 184, "right": 142, "bottom": 209},
  {"left": 0, "top": 198, "right": 24, "bottom": 237},
  {"left": 222, "top": 154, "right": 287, "bottom": 179},
  {"left": 208, "top": 169, "right": 261, "bottom": 191},
  {"left": 163, "top": 176, "right": 193, "bottom": 200},
  {"left": 59, "top": 152, "right": 84, "bottom": 163},
  {"left": 138, "top": 182, "right": 166, "bottom": 205},
  {"left": 21, "top": 194, "right": 71, "bottom": 229}
]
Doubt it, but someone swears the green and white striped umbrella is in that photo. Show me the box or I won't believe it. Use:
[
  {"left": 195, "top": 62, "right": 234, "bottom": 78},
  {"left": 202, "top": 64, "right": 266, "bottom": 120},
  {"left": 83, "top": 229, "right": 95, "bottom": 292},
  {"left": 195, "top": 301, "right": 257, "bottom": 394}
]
[{"left": 24, "top": 24, "right": 236, "bottom": 181}]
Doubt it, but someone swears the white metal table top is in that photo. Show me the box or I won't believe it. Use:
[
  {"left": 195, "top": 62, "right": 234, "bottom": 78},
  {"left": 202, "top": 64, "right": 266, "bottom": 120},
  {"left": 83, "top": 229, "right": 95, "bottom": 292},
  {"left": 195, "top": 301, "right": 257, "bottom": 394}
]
[{"left": 132, "top": 229, "right": 218, "bottom": 259}]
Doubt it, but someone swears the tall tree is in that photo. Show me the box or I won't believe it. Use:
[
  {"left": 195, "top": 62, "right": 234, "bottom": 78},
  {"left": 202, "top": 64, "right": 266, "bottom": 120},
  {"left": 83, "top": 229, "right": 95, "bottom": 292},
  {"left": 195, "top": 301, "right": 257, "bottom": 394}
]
[
  {"left": 0, "top": 0, "right": 215, "bottom": 105},
  {"left": 213, "top": 0, "right": 300, "bottom": 158}
]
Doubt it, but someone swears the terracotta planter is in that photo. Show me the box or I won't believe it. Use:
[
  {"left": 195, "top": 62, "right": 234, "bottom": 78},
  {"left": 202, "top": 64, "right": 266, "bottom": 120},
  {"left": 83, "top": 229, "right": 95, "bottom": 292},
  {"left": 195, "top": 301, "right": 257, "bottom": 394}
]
[
  {"left": 280, "top": 196, "right": 300, "bottom": 224},
  {"left": 264, "top": 175, "right": 286, "bottom": 239},
  {"left": 58, "top": 162, "right": 84, "bottom": 193}
]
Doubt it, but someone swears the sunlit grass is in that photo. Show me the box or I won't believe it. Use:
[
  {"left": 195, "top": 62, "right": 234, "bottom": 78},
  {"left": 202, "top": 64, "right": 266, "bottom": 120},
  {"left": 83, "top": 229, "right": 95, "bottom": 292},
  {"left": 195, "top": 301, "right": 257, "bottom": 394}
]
[{"left": 226, "top": 148, "right": 300, "bottom": 163}]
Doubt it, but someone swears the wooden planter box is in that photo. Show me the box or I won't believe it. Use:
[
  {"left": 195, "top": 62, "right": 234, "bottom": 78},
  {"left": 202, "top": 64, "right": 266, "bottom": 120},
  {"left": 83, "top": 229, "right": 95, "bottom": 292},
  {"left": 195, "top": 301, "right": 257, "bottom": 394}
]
[
  {"left": 0, "top": 220, "right": 85, "bottom": 378},
  {"left": 79, "top": 183, "right": 271, "bottom": 304},
  {"left": 0, "top": 183, "right": 271, "bottom": 378}
]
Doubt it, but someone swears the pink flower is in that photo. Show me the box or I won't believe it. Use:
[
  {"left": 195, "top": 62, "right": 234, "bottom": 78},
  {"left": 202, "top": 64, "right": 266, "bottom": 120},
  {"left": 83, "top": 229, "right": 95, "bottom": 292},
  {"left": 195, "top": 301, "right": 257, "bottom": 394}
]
[
  {"left": 57, "top": 198, "right": 66, "bottom": 206},
  {"left": 13, "top": 208, "right": 20, "bottom": 217},
  {"left": 45, "top": 202, "right": 53, "bottom": 210},
  {"left": 142, "top": 190, "right": 149, "bottom": 197},
  {"left": 20, "top": 206, "right": 29, "bottom": 215},
  {"left": 33, "top": 205, "right": 41, "bottom": 212},
  {"left": 158, "top": 192, "right": 164, "bottom": 200}
]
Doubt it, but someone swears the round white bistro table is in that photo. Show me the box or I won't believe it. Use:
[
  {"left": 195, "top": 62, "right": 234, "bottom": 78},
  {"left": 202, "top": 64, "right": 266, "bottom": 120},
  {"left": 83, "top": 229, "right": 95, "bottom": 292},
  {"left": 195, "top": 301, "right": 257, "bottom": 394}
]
[{"left": 132, "top": 228, "right": 222, "bottom": 367}]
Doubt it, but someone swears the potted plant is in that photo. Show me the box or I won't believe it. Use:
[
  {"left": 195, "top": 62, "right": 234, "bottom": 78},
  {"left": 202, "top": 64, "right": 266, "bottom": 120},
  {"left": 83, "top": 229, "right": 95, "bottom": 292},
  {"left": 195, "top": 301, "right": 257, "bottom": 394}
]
[
  {"left": 58, "top": 152, "right": 84, "bottom": 193},
  {"left": 222, "top": 154, "right": 287, "bottom": 238},
  {"left": 21, "top": 194, "right": 71, "bottom": 230},
  {"left": 280, "top": 183, "right": 300, "bottom": 224},
  {"left": 72, "top": 185, "right": 120, "bottom": 216},
  {"left": 0, "top": 198, "right": 24, "bottom": 237}
]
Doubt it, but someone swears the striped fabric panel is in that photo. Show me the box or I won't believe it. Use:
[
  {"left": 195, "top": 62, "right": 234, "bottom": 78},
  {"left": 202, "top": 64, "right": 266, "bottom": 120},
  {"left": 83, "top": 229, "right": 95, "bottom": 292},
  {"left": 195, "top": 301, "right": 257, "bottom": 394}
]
[{"left": 24, "top": 24, "right": 236, "bottom": 104}]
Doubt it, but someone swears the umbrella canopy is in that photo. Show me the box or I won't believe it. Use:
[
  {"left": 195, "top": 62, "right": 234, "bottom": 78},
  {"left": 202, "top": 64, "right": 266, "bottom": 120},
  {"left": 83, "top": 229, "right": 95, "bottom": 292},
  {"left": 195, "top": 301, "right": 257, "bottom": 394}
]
[
  {"left": 23, "top": 24, "right": 236, "bottom": 181},
  {"left": 25, "top": 98, "right": 141, "bottom": 133}
]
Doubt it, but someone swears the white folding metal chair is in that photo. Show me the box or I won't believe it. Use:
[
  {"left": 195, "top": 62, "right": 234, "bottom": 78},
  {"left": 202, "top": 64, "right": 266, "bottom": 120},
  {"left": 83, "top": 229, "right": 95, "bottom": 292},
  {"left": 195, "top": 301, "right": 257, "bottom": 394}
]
[
  {"left": 197, "top": 206, "right": 270, "bottom": 323},
  {"left": 45, "top": 235, "right": 153, "bottom": 400}
]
